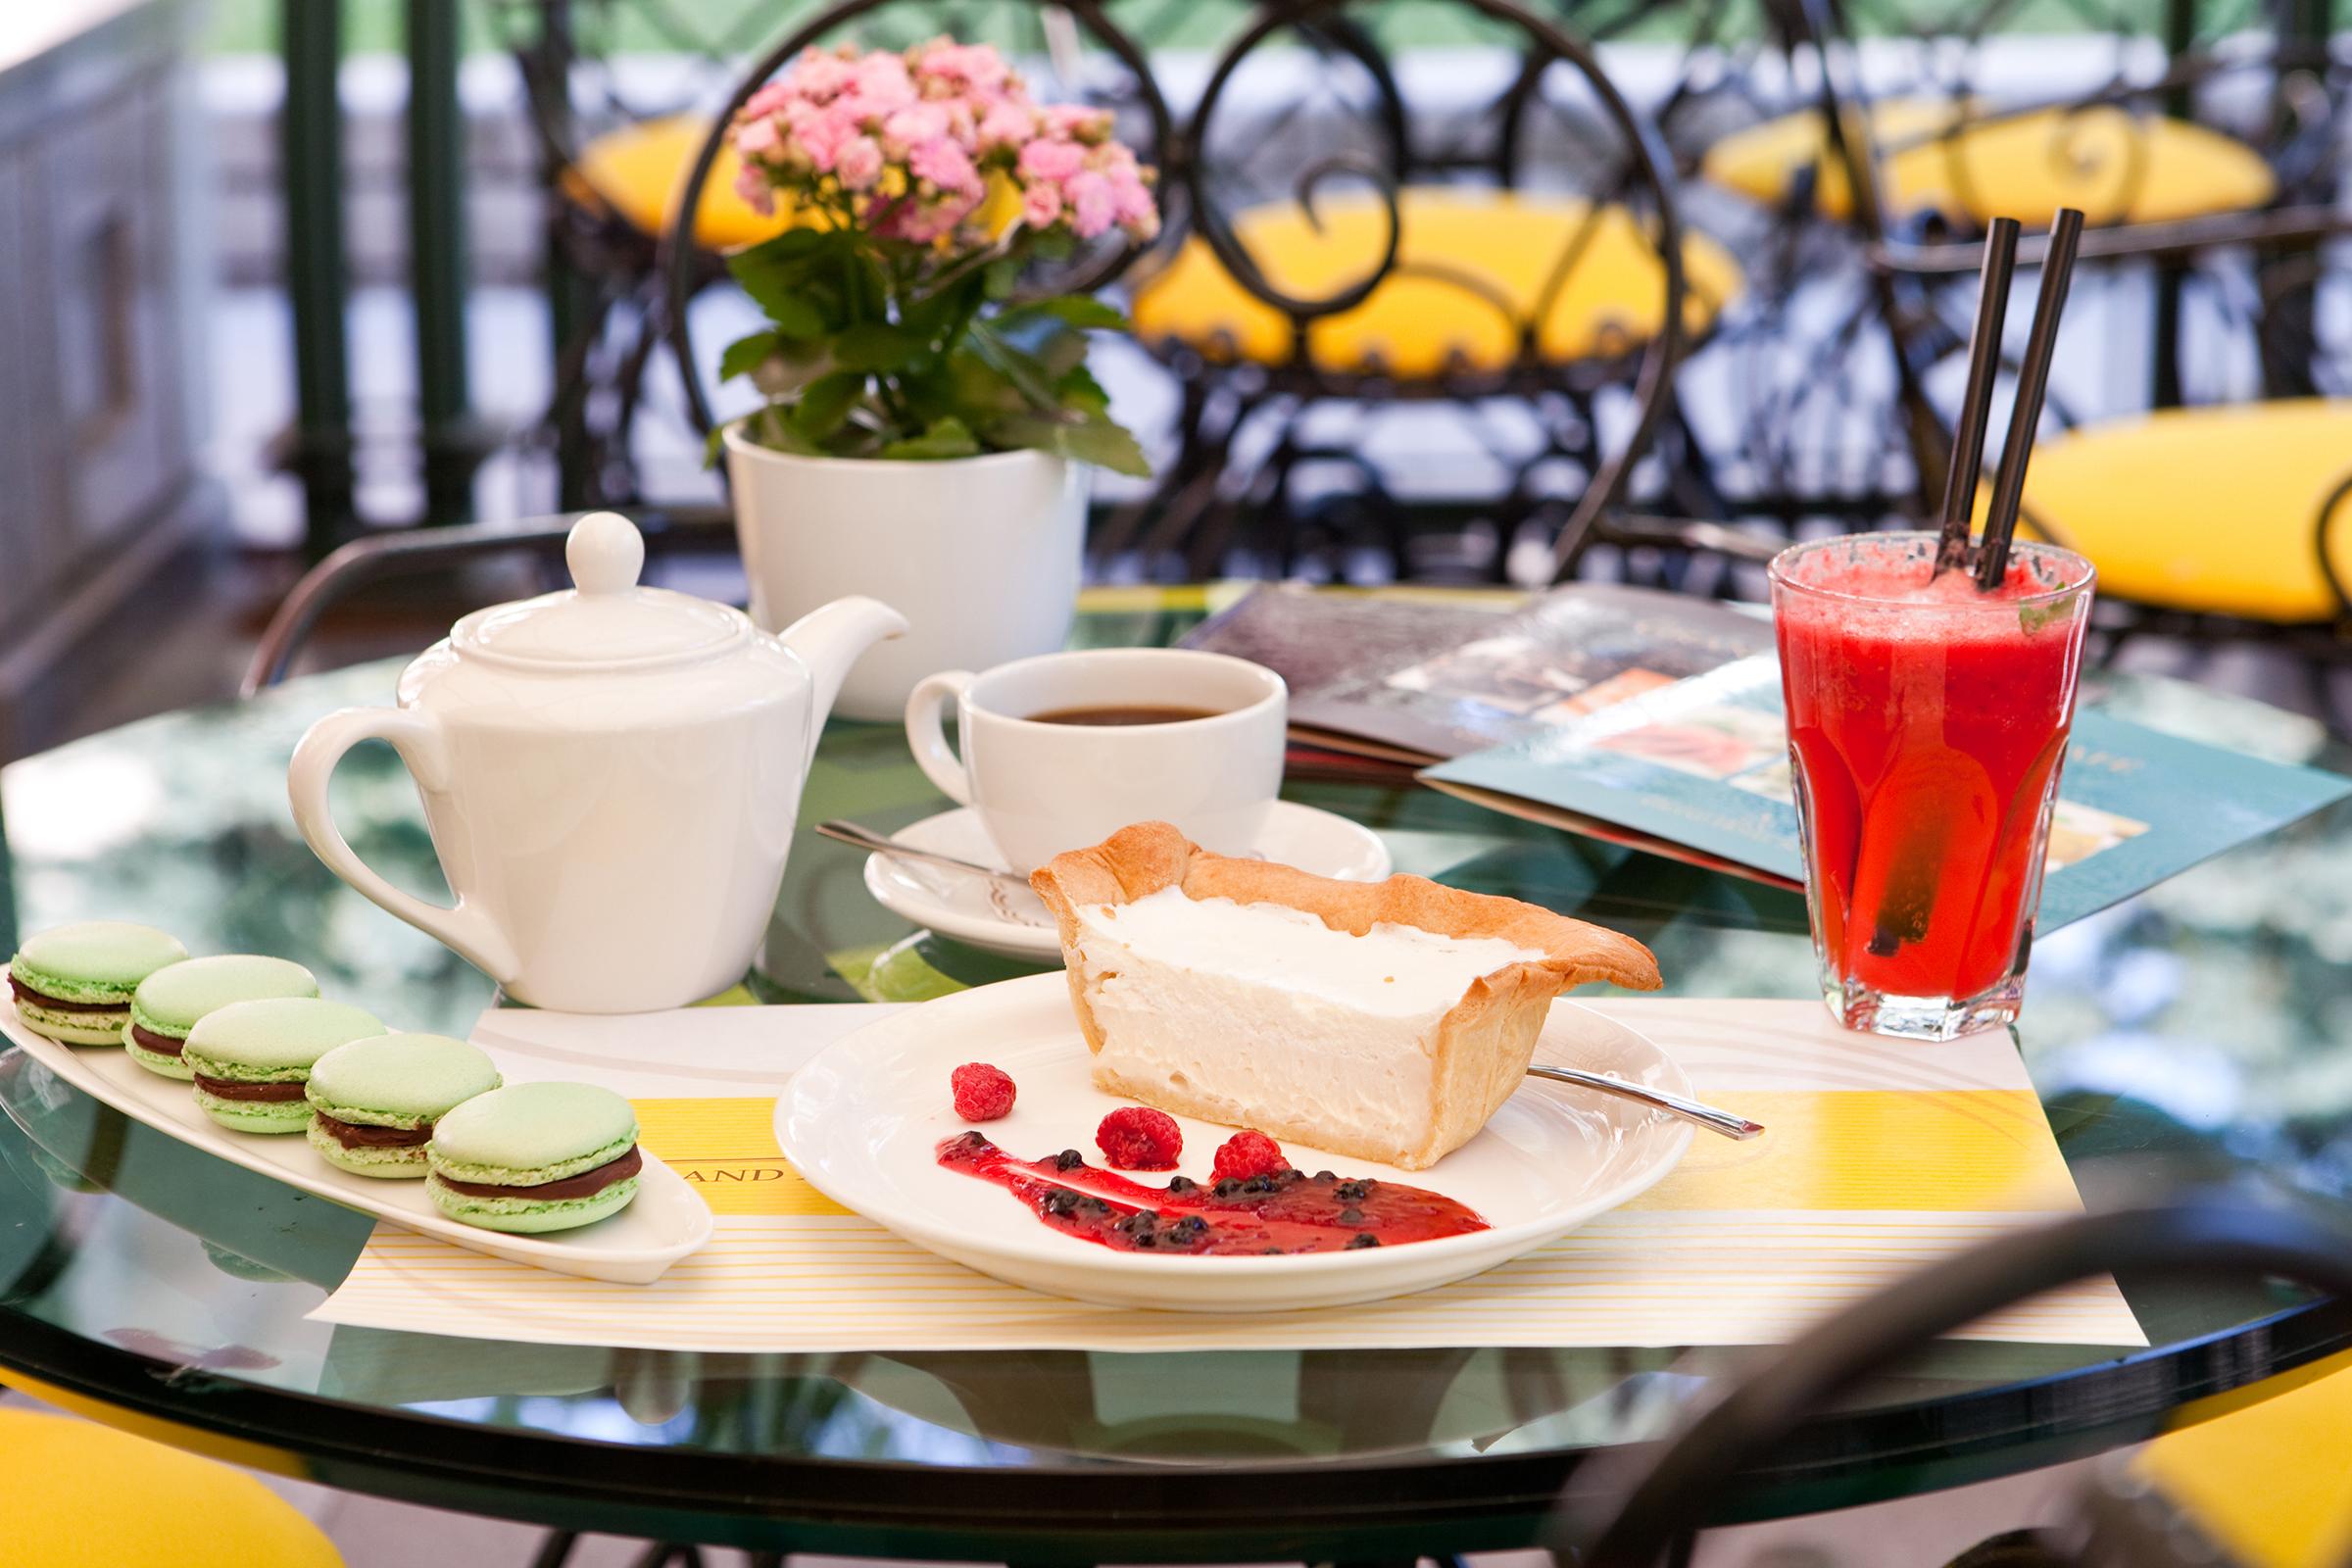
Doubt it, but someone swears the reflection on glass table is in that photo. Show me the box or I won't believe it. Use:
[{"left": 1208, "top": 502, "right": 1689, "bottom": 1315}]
[{"left": 1, "top": 592, "right": 2349, "bottom": 1559}]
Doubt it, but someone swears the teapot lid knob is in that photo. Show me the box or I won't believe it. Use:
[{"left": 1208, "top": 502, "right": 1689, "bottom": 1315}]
[{"left": 567, "top": 512, "right": 645, "bottom": 596}]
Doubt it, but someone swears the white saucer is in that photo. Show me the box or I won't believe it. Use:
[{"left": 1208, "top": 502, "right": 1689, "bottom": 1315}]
[
  {"left": 777, "top": 974, "right": 1693, "bottom": 1313},
  {"left": 861, "top": 803, "right": 1394, "bottom": 960}
]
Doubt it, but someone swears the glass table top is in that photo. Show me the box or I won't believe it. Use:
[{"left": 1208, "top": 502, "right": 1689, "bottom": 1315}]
[{"left": 3, "top": 587, "right": 2350, "bottom": 1558}]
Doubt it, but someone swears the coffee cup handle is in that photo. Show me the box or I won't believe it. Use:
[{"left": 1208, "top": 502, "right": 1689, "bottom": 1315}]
[
  {"left": 287, "top": 708, "right": 521, "bottom": 985},
  {"left": 905, "top": 671, "right": 977, "bottom": 806}
]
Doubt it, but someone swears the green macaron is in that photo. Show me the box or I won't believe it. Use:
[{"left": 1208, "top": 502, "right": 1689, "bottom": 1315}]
[
  {"left": 8, "top": 923, "right": 188, "bottom": 1045},
  {"left": 183, "top": 998, "right": 386, "bottom": 1133},
  {"left": 306, "top": 1033, "right": 502, "bottom": 1178},
  {"left": 125, "top": 955, "right": 319, "bottom": 1080},
  {"left": 425, "top": 1081, "right": 642, "bottom": 1234}
]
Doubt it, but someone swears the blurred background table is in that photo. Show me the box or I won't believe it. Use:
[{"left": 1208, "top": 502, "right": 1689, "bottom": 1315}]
[{"left": 2, "top": 587, "right": 2349, "bottom": 1559}]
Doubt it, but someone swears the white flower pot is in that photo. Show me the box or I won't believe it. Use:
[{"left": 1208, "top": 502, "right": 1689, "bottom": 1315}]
[{"left": 722, "top": 427, "right": 1088, "bottom": 722}]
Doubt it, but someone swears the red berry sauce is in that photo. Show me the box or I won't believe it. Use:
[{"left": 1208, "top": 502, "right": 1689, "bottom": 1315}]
[{"left": 936, "top": 1131, "right": 1489, "bottom": 1255}]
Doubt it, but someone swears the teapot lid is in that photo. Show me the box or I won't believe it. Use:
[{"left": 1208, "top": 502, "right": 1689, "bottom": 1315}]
[{"left": 450, "top": 514, "right": 748, "bottom": 670}]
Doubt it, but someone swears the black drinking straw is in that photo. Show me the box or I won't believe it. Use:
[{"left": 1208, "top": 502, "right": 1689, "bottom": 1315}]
[
  {"left": 1975, "top": 207, "right": 2086, "bottom": 592},
  {"left": 1934, "top": 217, "right": 2022, "bottom": 577}
]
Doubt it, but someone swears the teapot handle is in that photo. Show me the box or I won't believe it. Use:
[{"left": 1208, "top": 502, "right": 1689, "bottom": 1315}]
[{"left": 287, "top": 709, "right": 521, "bottom": 985}]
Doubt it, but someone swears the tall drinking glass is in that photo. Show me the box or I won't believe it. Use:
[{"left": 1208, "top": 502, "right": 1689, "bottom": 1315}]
[{"left": 1769, "top": 532, "right": 2096, "bottom": 1040}]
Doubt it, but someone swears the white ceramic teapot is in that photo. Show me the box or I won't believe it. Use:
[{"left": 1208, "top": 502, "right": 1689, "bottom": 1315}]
[{"left": 287, "top": 513, "right": 906, "bottom": 1013}]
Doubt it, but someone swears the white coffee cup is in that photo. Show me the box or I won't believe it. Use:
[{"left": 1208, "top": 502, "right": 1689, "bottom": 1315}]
[{"left": 905, "top": 649, "right": 1288, "bottom": 874}]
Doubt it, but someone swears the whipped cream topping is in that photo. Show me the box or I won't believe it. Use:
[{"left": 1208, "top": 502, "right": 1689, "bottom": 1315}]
[
  {"left": 1067, "top": 887, "right": 1550, "bottom": 1159},
  {"left": 1072, "top": 887, "right": 1546, "bottom": 1019}
]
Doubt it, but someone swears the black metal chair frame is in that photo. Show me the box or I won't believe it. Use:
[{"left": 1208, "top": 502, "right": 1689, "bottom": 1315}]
[
  {"left": 656, "top": 0, "right": 1707, "bottom": 587},
  {"left": 1570, "top": 1188, "right": 2352, "bottom": 1567},
  {"left": 238, "top": 511, "right": 736, "bottom": 696},
  {"left": 1671, "top": 0, "right": 2352, "bottom": 528},
  {"left": 1744, "top": 0, "right": 2352, "bottom": 712}
]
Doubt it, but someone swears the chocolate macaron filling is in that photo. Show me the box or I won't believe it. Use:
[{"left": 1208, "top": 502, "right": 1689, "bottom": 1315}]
[
  {"left": 10, "top": 976, "right": 126, "bottom": 1013},
  {"left": 130, "top": 1024, "right": 189, "bottom": 1057},
  {"left": 316, "top": 1113, "right": 433, "bottom": 1151},
  {"left": 192, "top": 1076, "right": 309, "bottom": 1102},
  {"left": 436, "top": 1146, "right": 643, "bottom": 1201}
]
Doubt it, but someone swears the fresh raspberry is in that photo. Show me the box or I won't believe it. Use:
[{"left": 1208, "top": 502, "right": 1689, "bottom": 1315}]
[
  {"left": 1211, "top": 1130, "right": 1289, "bottom": 1184},
  {"left": 951, "top": 1062, "right": 1016, "bottom": 1121},
  {"left": 1096, "top": 1106, "right": 1182, "bottom": 1170}
]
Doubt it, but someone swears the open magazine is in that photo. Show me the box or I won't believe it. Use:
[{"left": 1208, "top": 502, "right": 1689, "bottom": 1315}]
[
  {"left": 1180, "top": 582, "right": 1771, "bottom": 765},
  {"left": 1423, "top": 655, "right": 2352, "bottom": 931}
]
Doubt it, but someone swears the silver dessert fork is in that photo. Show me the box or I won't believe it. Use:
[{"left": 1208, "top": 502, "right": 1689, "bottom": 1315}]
[{"left": 1524, "top": 1064, "right": 1764, "bottom": 1140}]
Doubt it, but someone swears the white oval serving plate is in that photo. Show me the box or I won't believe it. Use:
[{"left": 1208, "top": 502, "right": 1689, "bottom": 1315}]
[
  {"left": 777, "top": 972, "right": 1691, "bottom": 1311},
  {"left": 862, "top": 802, "right": 1393, "bottom": 960},
  {"left": 0, "top": 1009, "right": 712, "bottom": 1284}
]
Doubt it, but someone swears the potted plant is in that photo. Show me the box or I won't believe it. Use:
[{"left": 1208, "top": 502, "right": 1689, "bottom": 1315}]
[{"left": 717, "top": 37, "right": 1159, "bottom": 720}]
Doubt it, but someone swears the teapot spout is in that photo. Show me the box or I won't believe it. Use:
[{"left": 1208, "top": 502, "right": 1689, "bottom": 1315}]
[{"left": 777, "top": 597, "right": 908, "bottom": 763}]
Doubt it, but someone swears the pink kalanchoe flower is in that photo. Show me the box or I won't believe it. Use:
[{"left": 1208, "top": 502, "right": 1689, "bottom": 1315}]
[
  {"left": 942, "top": 98, "right": 978, "bottom": 148},
  {"left": 734, "top": 164, "right": 777, "bottom": 215},
  {"left": 835, "top": 135, "right": 885, "bottom": 191},
  {"left": 849, "top": 48, "right": 917, "bottom": 109},
  {"left": 1021, "top": 181, "right": 1064, "bottom": 228},
  {"left": 1065, "top": 170, "right": 1117, "bottom": 239},
  {"left": 909, "top": 136, "right": 983, "bottom": 200},
  {"left": 1018, "top": 137, "right": 1085, "bottom": 183},
  {"left": 978, "top": 99, "right": 1037, "bottom": 151},
  {"left": 786, "top": 46, "right": 854, "bottom": 103},
  {"left": 742, "top": 81, "right": 795, "bottom": 121},
  {"left": 918, "top": 39, "right": 1011, "bottom": 91},
  {"left": 883, "top": 102, "right": 951, "bottom": 154},
  {"left": 1113, "top": 172, "right": 1159, "bottom": 239},
  {"left": 796, "top": 103, "right": 860, "bottom": 174},
  {"left": 1046, "top": 103, "right": 1112, "bottom": 142},
  {"left": 733, "top": 117, "right": 781, "bottom": 159}
]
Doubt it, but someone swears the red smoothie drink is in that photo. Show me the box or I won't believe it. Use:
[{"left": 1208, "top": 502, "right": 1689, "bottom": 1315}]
[{"left": 1769, "top": 533, "right": 2094, "bottom": 1040}]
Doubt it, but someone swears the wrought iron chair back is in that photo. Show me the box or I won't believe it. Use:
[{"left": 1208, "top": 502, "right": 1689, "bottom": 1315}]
[
  {"left": 657, "top": 0, "right": 1700, "bottom": 586},
  {"left": 1567, "top": 1189, "right": 2352, "bottom": 1568},
  {"left": 1667, "top": 0, "right": 2352, "bottom": 531},
  {"left": 661, "top": 0, "right": 1176, "bottom": 445}
]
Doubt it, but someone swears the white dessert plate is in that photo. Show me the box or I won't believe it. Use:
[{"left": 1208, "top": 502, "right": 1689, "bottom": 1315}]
[
  {"left": 862, "top": 802, "right": 1393, "bottom": 960},
  {"left": 777, "top": 973, "right": 1693, "bottom": 1312},
  {"left": 0, "top": 1009, "right": 712, "bottom": 1284}
]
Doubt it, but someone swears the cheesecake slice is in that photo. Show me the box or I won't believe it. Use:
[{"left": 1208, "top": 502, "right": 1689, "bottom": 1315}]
[{"left": 1030, "top": 821, "right": 1662, "bottom": 1170}]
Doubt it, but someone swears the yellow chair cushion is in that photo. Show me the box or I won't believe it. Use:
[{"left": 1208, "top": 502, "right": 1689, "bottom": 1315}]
[
  {"left": 2134, "top": 1348, "right": 2352, "bottom": 1568},
  {"left": 565, "top": 114, "right": 794, "bottom": 250},
  {"left": 0, "top": 1406, "right": 343, "bottom": 1567},
  {"left": 1995, "top": 400, "right": 2352, "bottom": 623},
  {"left": 1130, "top": 188, "right": 1744, "bottom": 377},
  {"left": 1703, "top": 100, "right": 2277, "bottom": 226}
]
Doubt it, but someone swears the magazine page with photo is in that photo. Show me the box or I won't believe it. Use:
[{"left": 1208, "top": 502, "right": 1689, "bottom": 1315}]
[
  {"left": 1182, "top": 583, "right": 1771, "bottom": 763},
  {"left": 1424, "top": 659, "right": 2352, "bottom": 932}
]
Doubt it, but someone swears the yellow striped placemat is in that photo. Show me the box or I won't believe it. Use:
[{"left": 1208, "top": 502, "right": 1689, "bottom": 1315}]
[{"left": 309, "top": 1000, "right": 2143, "bottom": 1350}]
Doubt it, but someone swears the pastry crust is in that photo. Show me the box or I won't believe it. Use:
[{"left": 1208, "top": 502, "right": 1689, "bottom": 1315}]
[{"left": 1030, "top": 820, "right": 1662, "bottom": 1168}]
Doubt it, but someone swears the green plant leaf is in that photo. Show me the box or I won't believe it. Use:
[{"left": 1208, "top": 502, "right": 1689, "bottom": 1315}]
[
  {"left": 835, "top": 322, "right": 924, "bottom": 372},
  {"left": 1054, "top": 362, "right": 1111, "bottom": 416},
  {"left": 791, "top": 370, "right": 867, "bottom": 441},
  {"left": 727, "top": 233, "right": 837, "bottom": 338},
  {"left": 967, "top": 321, "right": 1064, "bottom": 411},
  {"left": 718, "top": 330, "right": 782, "bottom": 383},
  {"left": 878, "top": 416, "right": 983, "bottom": 461},
  {"left": 984, "top": 255, "right": 1024, "bottom": 299},
  {"left": 989, "top": 412, "right": 1152, "bottom": 477},
  {"left": 1004, "top": 296, "right": 1132, "bottom": 333},
  {"left": 930, "top": 346, "right": 1030, "bottom": 423},
  {"left": 751, "top": 404, "right": 822, "bottom": 457}
]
